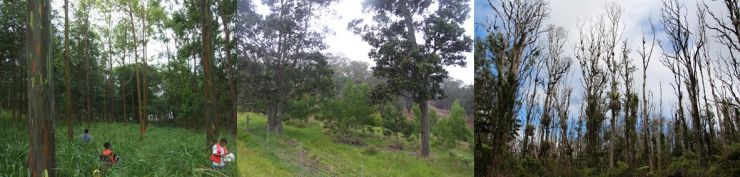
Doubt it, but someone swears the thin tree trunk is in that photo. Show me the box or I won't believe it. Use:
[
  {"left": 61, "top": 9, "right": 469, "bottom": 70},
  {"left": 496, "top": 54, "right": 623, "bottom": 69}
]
[
  {"left": 219, "top": 0, "right": 237, "bottom": 136},
  {"left": 127, "top": 0, "right": 145, "bottom": 138},
  {"left": 202, "top": 0, "right": 217, "bottom": 147},
  {"left": 64, "top": 0, "right": 73, "bottom": 142},
  {"left": 141, "top": 4, "right": 149, "bottom": 136},
  {"left": 84, "top": 3, "right": 91, "bottom": 128}
]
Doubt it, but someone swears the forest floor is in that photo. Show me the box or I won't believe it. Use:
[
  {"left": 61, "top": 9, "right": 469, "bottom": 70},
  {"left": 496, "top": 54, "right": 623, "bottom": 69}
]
[
  {"left": 0, "top": 110, "right": 237, "bottom": 177},
  {"left": 236, "top": 112, "right": 473, "bottom": 177}
]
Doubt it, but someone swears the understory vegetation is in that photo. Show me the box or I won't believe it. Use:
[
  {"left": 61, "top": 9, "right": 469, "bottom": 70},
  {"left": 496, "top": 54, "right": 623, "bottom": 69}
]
[
  {"left": 1, "top": 112, "right": 237, "bottom": 177},
  {"left": 237, "top": 112, "right": 473, "bottom": 177}
]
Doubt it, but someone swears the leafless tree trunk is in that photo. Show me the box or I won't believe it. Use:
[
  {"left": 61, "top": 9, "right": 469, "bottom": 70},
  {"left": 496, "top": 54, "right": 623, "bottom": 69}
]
[
  {"left": 638, "top": 20, "right": 657, "bottom": 171},
  {"left": 660, "top": 0, "right": 708, "bottom": 166},
  {"left": 540, "top": 25, "right": 571, "bottom": 159},
  {"left": 705, "top": 0, "right": 740, "bottom": 142},
  {"left": 602, "top": 4, "right": 624, "bottom": 169},
  {"left": 575, "top": 14, "right": 609, "bottom": 167},
  {"left": 481, "top": 0, "right": 549, "bottom": 173}
]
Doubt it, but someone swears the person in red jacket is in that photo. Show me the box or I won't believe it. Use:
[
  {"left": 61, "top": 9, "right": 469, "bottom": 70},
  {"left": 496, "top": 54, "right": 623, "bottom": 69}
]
[
  {"left": 210, "top": 138, "right": 228, "bottom": 170},
  {"left": 99, "top": 142, "right": 119, "bottom": 166}
]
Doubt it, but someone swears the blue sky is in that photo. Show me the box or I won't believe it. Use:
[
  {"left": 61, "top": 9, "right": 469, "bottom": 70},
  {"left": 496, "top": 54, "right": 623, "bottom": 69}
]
[{"left": 475, "top": 0, "right": 734, "bottom": 139}]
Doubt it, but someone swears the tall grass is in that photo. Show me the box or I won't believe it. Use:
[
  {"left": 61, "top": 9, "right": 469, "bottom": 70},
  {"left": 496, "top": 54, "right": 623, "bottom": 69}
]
[
  {"left": 55, "top": 122, "right": 237, "bottom": 176},
  {"left": 237, "top": 112, "right": 473, "bottom": 177},
  {"left": 0, "top": 112, "right": 236, "bottom": 176},
  {"left": 0, "top": 115, "right": 28, "bottom": 177}
]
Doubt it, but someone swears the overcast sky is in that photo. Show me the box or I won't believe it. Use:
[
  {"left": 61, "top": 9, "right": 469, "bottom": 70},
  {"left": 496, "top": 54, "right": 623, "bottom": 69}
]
[
  {"left": 255, "top": 0, "right": 475, "bottom": 85},
  {"left": 476, "top": 0, "right": 734, "bottom": 126}
]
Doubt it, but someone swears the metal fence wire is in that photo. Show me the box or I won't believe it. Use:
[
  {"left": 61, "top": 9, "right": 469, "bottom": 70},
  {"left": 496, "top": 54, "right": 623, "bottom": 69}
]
[{"left": 260, "top": 131, "right": 393, "bottom": 177}]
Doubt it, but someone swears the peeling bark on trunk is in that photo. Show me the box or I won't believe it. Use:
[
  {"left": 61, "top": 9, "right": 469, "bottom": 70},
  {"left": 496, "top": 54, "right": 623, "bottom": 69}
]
[{"left": 27, "top": 0, "right": 57, "bottom": 175}]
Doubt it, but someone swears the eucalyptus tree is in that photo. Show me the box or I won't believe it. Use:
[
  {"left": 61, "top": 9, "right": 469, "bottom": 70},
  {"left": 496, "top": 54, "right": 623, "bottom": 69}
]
[
  {"left": 27, "top": 0, "right": 57, "bottom": 175},
  {"left": 64, "top": 0, "right": 74, "bottom": 142},
  {"left": 201, "top": 0, "right": 218, "bottom": 146},
  {"left": 218, "top": 0, "right": 237, "bottom": 135}
]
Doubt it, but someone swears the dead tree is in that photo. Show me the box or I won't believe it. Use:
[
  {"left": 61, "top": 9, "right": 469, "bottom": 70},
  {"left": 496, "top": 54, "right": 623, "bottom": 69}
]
[
  {"left": 600, "top": 4, "right": 625, "bottom": 169},
  {"left": 575, "top": 16, "right": 609, "bottom": 167},
  {"left": 638, "top": 19, "right": 657, "bottom": 170},
  {"left": 660, "top": 0, "right": 708, "bottom": 166},
  {"left": 477, "top": 0, "right": 549, "bottom": 174},
  {"left": 620, "top": 40, "right": 638, "bottom": 165},
  {"left": 557, "top": 84, "right": 573, "bottom": 163},
  {"left": 540, "top": 25, "right": 571, "bottom": 159},
  {"left": 705, "top": 0, "right": 740, "bottom": 141}
]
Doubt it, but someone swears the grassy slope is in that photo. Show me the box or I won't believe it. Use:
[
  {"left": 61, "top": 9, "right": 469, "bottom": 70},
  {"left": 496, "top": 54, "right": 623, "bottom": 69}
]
[
  {"left": 237, "top": 112, "right": 473, "bottom": 177},
  {"left": 0, "top": 111, "right": 236, "bottom": 177}
]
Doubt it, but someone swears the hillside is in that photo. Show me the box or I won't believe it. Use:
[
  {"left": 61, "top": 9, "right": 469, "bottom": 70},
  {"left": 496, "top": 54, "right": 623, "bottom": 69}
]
[{"left": 237, "top": 112, "right": 473, "bottom": 176}]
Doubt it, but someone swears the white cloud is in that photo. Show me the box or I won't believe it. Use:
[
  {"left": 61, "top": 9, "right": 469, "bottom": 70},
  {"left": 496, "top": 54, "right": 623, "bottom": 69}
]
[
  {"left": 318, "top": 0, "right": 475, "bottom": 85},
  {"left": 478, "top": 0, "right": 738, "bottom": 126}
]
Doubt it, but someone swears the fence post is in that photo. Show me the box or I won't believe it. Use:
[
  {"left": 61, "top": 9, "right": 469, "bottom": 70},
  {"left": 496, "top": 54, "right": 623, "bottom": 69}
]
[
  {"left": 300, "top": 142, "right": 304, "bottom": 176},
  {"left": 266, "top": 126, "right": 269, "bottom": 150},
  {"left": 361, "top": 161, "right": 365, "bottom": 177}
]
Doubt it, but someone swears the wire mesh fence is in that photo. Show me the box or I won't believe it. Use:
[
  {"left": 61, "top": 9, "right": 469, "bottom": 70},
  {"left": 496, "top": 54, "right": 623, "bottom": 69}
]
[{"left": 259, "top": 131, "right": 393, "bottom": 177}]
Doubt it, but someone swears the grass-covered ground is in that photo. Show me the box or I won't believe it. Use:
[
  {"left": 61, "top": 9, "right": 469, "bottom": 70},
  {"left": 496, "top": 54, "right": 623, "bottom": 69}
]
[
  {"left": 0, "top": 111, "right": 237, "bottom": 176},
  {"left": 237, "top": 112, "right": 473, "bottom": 176}
]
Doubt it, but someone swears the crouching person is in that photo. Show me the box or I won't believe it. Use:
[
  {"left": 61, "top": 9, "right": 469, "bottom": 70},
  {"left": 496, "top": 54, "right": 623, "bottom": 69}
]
[
  {"left": 99, "top": 142, "right": 119, "bottom": 167},
  {"left": 210, "top": 138, "right": 234, "bottom": 170}
]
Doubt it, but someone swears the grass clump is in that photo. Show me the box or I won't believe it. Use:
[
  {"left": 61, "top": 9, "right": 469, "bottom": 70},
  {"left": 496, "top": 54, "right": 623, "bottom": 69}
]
[
  {"left": 237, "top": 112, "right": 473, "bottom": 177},
  {"left": 0, "top": 112, "right": 236, "bottom": 176}
]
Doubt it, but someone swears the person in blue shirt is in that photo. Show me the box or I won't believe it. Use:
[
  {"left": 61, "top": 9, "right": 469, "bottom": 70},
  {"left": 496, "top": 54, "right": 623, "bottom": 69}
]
[{"left": 81, "top": 129, "right": 93, "bottom": 143}]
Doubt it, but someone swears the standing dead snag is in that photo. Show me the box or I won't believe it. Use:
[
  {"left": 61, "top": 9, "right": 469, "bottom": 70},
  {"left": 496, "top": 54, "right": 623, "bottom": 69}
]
[
  {"left": 27, "top": 0, "right": 57, "bottom": 176},
  {"left": 574, "top": 15, "right": 610, "bottom": 167},
  {"left": 593, "top": 3, "right": 626, "bottom": 169},
  {"left": 540, "top": 25, "right": 571, "bottom": 159},
  {"left": 660, "top": 0, "right": 708, "bottom": 166},
  {"left": 474, "top": 0, "right": 549, "bottom": 174},
  {"left": 621, "top": 40, "right": 638, "bottom": 165},
  {"left": 705, "top": 0, "right": 740, "bottom": 142},
  {"left": 638, "top": 19, "right": 657, "bottom": 171}
]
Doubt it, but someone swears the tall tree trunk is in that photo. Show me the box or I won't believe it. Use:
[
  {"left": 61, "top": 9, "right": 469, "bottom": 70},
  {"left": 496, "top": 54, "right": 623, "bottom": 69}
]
[
  {"left": 83, "top": 4, "right": 91, "bottom": 128},
  {"left": 127, "top": 0, "right": 145, "bottom": 138},
  {"left": 523, "top": 78, "right": 539, "bottom": 158},
  {"left": 267, "top": 103, "right": 282, "bottom": 133},
  {"left": 202, "top": 0, "right": 217, "bottom": 147},
  {"left": 107, "top": 10, "right": 115, "bottom": 122},
  {"left": 400, "top": 2, "right": 430, "bottom": 157},
  {"left": 121, "top": 26, "right": 128, "bottom": 122},
  {"left": 219, "top": 0, "right": 237, "bottom": 136},
  {"left": 64, "top": 0, "right": 73, "bottom": 142},
  {"left": 141, "top": 4, "right": 149, "bottom": 136},
  {"left": 419, "top": 100, "right": 431, "bottom": 157},
  {"left": 27, "top": 0, "right": 57, "bottom": 175}
]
